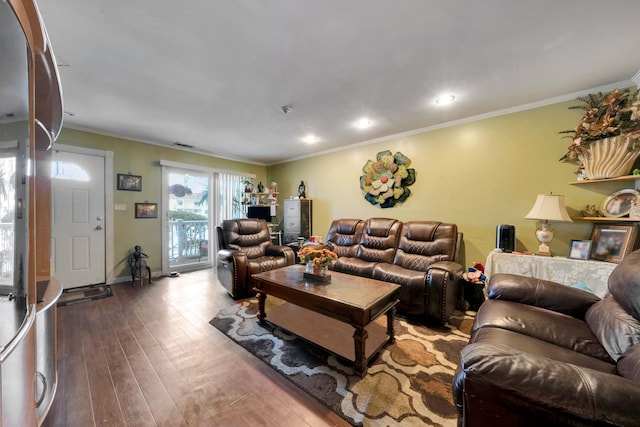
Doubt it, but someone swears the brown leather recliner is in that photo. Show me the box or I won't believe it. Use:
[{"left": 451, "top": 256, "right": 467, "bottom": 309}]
[
  {"left": 453, "top": 249, "right": 640, "bottom": 426},
  {"left": 327, "top": 218, "right": 463, "bottom": 325},
  {"left": 217, "top": 219, "right": 295, "bottom": 298}
]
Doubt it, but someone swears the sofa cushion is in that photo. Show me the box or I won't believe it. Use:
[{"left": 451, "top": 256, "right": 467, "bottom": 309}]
[
  {"left": 222, "top": 218, "right": 271, "bottom": 258},
  {"left": 618, "top": 344, "right": 640, "bottom": 385},
  {"left": 372, "top": 263, "right": 426, "bottom": 315},
  {"left": 585, "top": 296, "right": 640, "bottom": 361},
  {"left": 332, "top": 257, "right": 378, "bottom": 278},
  {"left": 470, "top": 327, "right": 617, "bottom": 374},
  {"left": 608, "top": 249, "right": 640, "bottom": 320},
  {"left": 356, "top": 218, "right": 401, "bottom": 264},
  {"left": 325, "top": 218, "right": 363, "bottom": 258},
  {"left": 393, "top": 221, "right": 457, "bottom": 269},
  {"left": 487, "top": 274, "right": 600, "bottom": 319},
  {"left": 247, "top": 256, "right": 290, "bottom": 279},
  {"left": 474, "top": 299, "right": 612, "bottom": 362}
]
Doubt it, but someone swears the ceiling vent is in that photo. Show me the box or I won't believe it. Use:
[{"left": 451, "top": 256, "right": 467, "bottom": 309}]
[{"left": 173, "top": 142, "right": 194, "bottom": 148}]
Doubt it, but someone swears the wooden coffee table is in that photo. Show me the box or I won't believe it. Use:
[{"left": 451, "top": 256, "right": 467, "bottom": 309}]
[{"left": 252, "top": 264, "right": 400, "bottom": 376}]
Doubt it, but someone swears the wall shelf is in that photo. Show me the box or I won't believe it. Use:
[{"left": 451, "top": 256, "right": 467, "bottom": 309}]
[
  {"left": 570, "top": 175, "right": 640, "bottom": 220},
  {"left": 569, "top": 175, "right": 640, "bottom": 188},
  {"left": 575, "top": 216, "right": 640, "bottom": 222}
]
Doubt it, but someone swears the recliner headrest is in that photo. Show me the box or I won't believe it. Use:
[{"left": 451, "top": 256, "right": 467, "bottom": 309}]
[
  {"left": 336, "top": 219, "right": 362, "bottom": 234},
  {"left": 365, "top": 218, "right": 399, "bottom": 237},
  {"left": 609, "top": 249, "right": 640, "bottom": 320}
]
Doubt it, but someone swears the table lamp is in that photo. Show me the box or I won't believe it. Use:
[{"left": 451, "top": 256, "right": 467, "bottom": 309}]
[{"left": 524, "top": 194, "right": 573, "bottom": 256}]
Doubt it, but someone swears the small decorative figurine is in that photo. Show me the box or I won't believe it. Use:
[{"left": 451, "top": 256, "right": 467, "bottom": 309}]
[
  {"left": 243, "top": 179, "right": 252, "bottom": 193},
  {"left": 298, "top": 180, "right": 306, "bottom": 198},
  {"left": 576, "top": 168, "right": 587, "bottom": 181},
  {"left": 581, "top": 204, "right": 603, "bottom": 218},
  {"left": 128, "top": 245, "right": 151, "bottom": 287},
  {"left": 257, "top": 181, "right": 264, "bottom": 193}
]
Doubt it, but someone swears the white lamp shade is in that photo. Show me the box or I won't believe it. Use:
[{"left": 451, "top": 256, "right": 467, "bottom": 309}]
[{"left": 525, "top": 194, "right": 573, "bottom": 222}]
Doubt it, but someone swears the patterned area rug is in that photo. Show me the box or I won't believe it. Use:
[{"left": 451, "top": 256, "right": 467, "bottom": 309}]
[
  {"left": 57, "top": 284, "right": 113, "bottom": 306},
  {"left": 210, "top": 298, "right": 473, "bottom": 426}
]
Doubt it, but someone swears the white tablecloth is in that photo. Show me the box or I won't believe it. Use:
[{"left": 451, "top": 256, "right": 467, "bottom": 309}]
[{"left": 485, "top": 251, "right": 617, "bottom": 298}]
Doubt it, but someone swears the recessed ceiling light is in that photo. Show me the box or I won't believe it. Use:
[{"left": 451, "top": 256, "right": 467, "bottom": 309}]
[
  {"left": 435, "top": 94, "right": 456, "bottom": 106},
  {"left": 355, "top": 118, "right": 373, "bottom": 129},
  {"left": 303, "top": 135, "right": 319, "bottom": 144}
]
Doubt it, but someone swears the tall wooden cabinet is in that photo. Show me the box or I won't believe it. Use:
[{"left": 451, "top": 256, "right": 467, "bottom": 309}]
[
  {"left": 1, "top": 1, "right": 63, "bottom": 425},
  {"left": 282, "top": 199, "right": 312, "bottom": 244}
]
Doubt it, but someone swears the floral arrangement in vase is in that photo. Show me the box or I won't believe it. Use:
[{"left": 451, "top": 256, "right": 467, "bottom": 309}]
[
  {"left": 559, "top": 88, "right": 640, "bottom": 178},
  {"left": 298, "top": 246, "right": 338, "bottom": 268}
]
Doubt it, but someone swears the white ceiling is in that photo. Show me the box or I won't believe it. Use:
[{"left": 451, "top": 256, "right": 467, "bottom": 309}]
[{"left": 37, "top": 0, "right": 640, "bottom": 165}]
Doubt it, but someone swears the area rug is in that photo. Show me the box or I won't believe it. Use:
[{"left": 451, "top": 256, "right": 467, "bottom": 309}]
[
  {"left": 57, "top": 284, "right": 113, "bottom": 306},
  {"left": 210, "top": 298, "right": 473, "bottom": 426}
]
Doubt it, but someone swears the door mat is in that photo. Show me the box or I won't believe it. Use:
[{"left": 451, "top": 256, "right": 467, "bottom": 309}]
[
  {"left": 210, "top": 298, "right": 474, "bottom": 426},
  {"left": 57, "top": 284, "right": 113, "bottom": 306}
]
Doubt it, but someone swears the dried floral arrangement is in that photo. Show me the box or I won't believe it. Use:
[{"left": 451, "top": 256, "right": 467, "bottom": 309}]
[{"left": 559, "top": 88, "right": 640, "bottom": 164}]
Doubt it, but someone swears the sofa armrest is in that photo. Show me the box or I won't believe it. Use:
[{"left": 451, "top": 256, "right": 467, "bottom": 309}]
[
  {"left": 425, "top": 261, "right": 464, "bottom": 325},
  {"left": 487, "top": 273, "right": 601, "bottom": 318},
  {"left": 429, "top": 260, "right": 464, "bottom": 276},
  {"left": 218, "top": 248, "right": 240, "bottom": 262},
  {"left": 457, "top": 342, "right": 640, "bottom": 427},
  {"left": 265, "top": 245, "right": 295, "bottom": 264},
  {"left": 216, "top": 249, "right": 248, "bottom": 298}
]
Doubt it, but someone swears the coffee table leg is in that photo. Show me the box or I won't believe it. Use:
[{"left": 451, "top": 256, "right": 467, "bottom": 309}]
[
  {"left": 386, "top": 305, "right": 397, "bottom": 344},
  {"left": 353, "top": 326, "right": 368, "bottom": 377},
  {"left": 256, "top": 291, "right": 267, "bottom": 324}
]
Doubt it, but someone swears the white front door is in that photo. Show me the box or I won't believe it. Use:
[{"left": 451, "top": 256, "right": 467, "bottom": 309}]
[{"left": 51, "top": 150, "right": 106, "bottom": 288}]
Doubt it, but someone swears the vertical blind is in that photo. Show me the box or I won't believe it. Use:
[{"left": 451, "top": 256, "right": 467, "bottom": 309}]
[{"left": 216, "top": 172, "right": 248, "bottom": 223}]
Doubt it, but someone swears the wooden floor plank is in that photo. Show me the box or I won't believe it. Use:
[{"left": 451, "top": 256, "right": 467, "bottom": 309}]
[{"left": 41, "top": 269, "right": 350, "bottom": 427}]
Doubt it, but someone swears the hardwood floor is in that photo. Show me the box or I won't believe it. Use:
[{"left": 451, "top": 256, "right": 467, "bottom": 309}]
[{"left": 42, "top": 269, "right": 349, "bottom": 427}]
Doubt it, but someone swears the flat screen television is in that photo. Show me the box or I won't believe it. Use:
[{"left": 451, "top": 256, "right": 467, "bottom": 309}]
[{"left": 247, "top": 205, "right": 272, "bottom": 222}]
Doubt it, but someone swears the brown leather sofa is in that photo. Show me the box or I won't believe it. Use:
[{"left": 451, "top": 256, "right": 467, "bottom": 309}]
[
  {"left": 325, "top": 218, "right": 464, "bottom": 325},
  {"left": 453, "top": 249, "right": 640, "bottom": 426},
  {"left": 217, "top": 218, "right": 295, "bottom": 298}
]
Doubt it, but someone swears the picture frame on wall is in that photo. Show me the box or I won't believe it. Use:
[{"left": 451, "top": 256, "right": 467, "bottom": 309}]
[
  {"left": 568, "top": 239, "right": 592, "bottom": 260},
  {"left": 589, "top": 224, "right": 639, "bottom": 263},
  {"left": 117, "top": 173, "right": 142, "bottom": 191},
  {"left": 135, "top": 202, "right": 158, "bottom": 219}
]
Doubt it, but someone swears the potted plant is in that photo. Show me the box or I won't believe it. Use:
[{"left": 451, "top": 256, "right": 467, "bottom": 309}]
[{"left": 560, "top": 88, "right": 640, "bottom": 179}]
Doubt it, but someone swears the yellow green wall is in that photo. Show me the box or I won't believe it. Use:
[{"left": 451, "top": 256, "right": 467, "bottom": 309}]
[
  {"left": 268, "top": 100, "right": 628, "bottom": 266},
  {"left": 58, "top": 96, "right": 635, "bottom": 279},
  {"left": 56, "top": 128, "right": 268, "bottom": 276}
]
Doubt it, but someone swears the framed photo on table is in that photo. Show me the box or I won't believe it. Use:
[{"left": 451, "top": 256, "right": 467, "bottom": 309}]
[
  {"left": 589, "top": 224, "right": 639, "bottom": 263},
  {"left": 135, "top": 202, "right": 158, "bottom": 219},
  {"left": 568, "top": 239, "right": 592, "bottom": 260}
]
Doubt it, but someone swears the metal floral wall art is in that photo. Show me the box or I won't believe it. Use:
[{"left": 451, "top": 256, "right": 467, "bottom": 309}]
[{"left": 360, "top": 150, "right": 416, "bottom": 208}]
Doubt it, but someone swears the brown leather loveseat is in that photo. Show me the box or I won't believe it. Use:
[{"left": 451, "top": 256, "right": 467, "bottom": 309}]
[
  {"left": 325, "top": 217, "right": 463, "bottom": 325},
  {"left": 453, "top": 249, "right": 640, "bottom": 426}
]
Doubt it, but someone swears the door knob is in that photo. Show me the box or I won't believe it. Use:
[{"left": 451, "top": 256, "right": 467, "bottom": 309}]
[{"left": 96, "top": 225, "right": 103, "bottom": 230}]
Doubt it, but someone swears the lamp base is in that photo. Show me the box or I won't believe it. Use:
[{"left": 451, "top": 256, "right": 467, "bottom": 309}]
[{"left": 535, "top": 225, "right": 554, "bottom": 256}]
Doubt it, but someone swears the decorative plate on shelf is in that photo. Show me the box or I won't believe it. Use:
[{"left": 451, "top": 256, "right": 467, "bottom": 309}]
[{"left": 601, "top": 189, "right": 640, "bottom": 218}]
